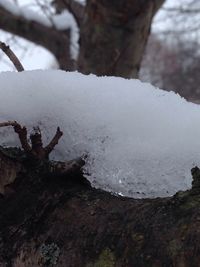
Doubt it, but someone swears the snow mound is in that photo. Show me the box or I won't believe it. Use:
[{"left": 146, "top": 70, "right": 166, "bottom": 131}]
[{"left": 0, "top": 70, "right": 200, "bottom": 198}]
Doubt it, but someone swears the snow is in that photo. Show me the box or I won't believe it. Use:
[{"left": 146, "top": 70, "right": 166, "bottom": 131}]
[
  {"left": 0, "top": 70, "right": 200, "bottom": 198},
  {"left": 0, "top": 0, "right": 79, "bottom": 59},
  {"left": 52, "top": 10, "right": 79, "bottom": 59}
]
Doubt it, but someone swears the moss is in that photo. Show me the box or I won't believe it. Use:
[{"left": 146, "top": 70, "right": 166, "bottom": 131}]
[
  {"left": 86, "top": 249, "right": 115, "bottom": 267},
  {"left": 179, "top": 194, "right": 200, "bottom": 211},
  {"left": 131, "top": 233, "right": 144, "bottom": 250},
  {"left": 174, "top": 191, "right": 189, "bottom": 199},
  {"left": 95, "top": 24, "right": 104, "bottom": 35},
  {"left": 132, "top": 233, "right": 144, "bottom": 242},
  {"left": 174, "top": 189, "right": 200, "bottom": 212},
  {"left": 181, "top": 199, "right": 200, "bottom": 210},
  {"left": 168, "top": 239, "right": 182, "bottom": 257}
]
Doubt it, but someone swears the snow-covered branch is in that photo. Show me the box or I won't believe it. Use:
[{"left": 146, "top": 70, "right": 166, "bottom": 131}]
[
  {"left": 53, "top": 0, "right": 84, "bottom": 27},
  {"left": 0, "top": 0, "right": 78, "bottom": 69}
]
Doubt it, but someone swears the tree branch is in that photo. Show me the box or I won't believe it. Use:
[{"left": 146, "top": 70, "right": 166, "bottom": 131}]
[
  {"left": 0, "top": 41, "right": 24, "bottom": 71},
  {"left": 50, "top": 156, "right": 86, "bottom": 176},
  {"left": 153, "top": 0, "right": 166, "bottom": 13},
  {"left": 53, "top": 0, "right": 85, "bottom": 27},
  {"left": 0, "top": 5, "right": 74, "bottom": 70},
  {"left": 0, "top": 121, "right": 31, "bottom": 153},
  {"left": 13, "top": 123, "right": 31, "bottom": 153},
  {"left": 45, "top": 127, "right": 63, "bottom": 155},
  {"left": 0, "top": 121, "right": 18, "bottom": 127},
  {"left": 163, "top": 7, "right": 200, "bottom": 14}
]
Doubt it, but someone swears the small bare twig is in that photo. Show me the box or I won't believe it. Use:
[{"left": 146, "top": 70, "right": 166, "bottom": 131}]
[
  {"left": 163, "top": 7, "right": 200, "bottom": 14},
  {"left": 0, "top": 41, "right": 24, "bottom": 72},
  {"left": 0, "top": 121, "right": 86, "bottom": 194},
  {"left": 0, "top": 121, "right": 63, "bottom": 160},
  {"left": 0, "top": 121, "right": 31, "bottom": 152},
  {"left": 13, "top": 123, "right": 31, "bottom": 152},
  {"left": 0, "top": 121, "right": 18, "bottom": 127},
  {"left": 45, "top": 127, "right": 63, "bottom": 155}
]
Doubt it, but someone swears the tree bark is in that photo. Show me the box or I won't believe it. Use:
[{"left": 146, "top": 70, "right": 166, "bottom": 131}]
[
  {"left": 78, "top": 0, "right": 165, "bottom": 78},
  {"left": 1, "top": 146, "right": 200, "bottom": 267}
]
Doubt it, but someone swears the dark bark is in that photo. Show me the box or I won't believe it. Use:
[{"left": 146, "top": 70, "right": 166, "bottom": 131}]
[
  {"left": 0, "top": 147, "right": 22, "bottom": 194},
  {"left": 78, "top": 0, "right": 165, "bottom": 78},
  {"left": 0, "top": 145, "right": 200, "bottom": 267}
]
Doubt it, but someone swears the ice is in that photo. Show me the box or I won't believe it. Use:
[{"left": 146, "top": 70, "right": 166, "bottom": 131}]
[{"left": 0, "top": 70, "right": 200, "bottom": 198}]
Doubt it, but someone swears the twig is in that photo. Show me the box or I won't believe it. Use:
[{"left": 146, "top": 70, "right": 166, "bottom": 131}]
[
  {"left": 0, "top": 121, "right": 18, "bottom": 127},
  {"left": 45, "top": 127, "right": 63, "bottom": 155},
  {"left": 0, "top": 41, "right": 24, "bottom": 72},
  {"left": 0, "top": 121, "right": 31, "bottom": 152},
  {"left": 13, "top": 123, "right": 31, "bottom": 152},
  {"left": 0, "top": 121, "right": 63, "bottom": 159}
]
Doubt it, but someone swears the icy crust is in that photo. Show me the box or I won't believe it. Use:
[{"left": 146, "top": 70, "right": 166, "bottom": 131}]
[{"left": 0, "top": 70, "right": 200, "bottom": 198}]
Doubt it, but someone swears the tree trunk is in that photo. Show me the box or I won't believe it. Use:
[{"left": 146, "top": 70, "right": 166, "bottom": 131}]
[
  {"left": 78, "top": 0, "right": 165, "bottom": 78},
  {"left": 1, "top": 146, "right": 200, "bottom": 267}
]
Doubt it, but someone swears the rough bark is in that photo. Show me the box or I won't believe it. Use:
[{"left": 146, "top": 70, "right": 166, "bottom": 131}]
[
  {"left": 0, "top": 147, "right": 22, "bottom": 194},
  {"left": 0, "top": 145, "right": 200, "bottom": 267},
  {"left": 78, "top": 0, "right": 165, "bottom": 78}
]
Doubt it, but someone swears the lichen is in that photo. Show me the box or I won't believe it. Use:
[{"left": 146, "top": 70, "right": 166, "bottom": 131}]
[
  {"left": 86, "top": 248, "right": 115, "bottom": 267},
  {"left": 39, "top": 242, "right": 60, "bottom": 266}
]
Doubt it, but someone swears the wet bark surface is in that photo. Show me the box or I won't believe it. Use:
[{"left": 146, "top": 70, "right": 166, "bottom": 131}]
[{"left": 0, "top": 147, "right": 200, "bottom": 267}]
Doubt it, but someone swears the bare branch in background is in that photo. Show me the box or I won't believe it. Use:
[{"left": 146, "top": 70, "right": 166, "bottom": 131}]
[
  {"left": 52, "top": 0, "right": 84, "bottom": 27},
  {"left": 163, "top": 7, "right": 200, "bottom": 13},
  {"left": 0, "top": 5, "right": 73, "bottom": 70},
  {"left": 0, "top": 41, "right": 24, "bottom": 71},
  {"left": 35, "top": 0, "right": 56, "bottom": 28}
]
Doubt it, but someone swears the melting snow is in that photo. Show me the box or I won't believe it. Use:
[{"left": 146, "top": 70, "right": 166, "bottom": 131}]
[{"left": 0, "top": 70, "right": 200, "bottom": 198}]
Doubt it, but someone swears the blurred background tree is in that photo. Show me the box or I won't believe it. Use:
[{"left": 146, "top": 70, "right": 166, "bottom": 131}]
[
  {"left": 140, "top": 0, "right": 200, "bottom": 102},
  {"left": 0, "top": 0, "right": 165, "bottom": 77},
  {"left": 0, "top": 0, "right": 200, "bottom": 102}
]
